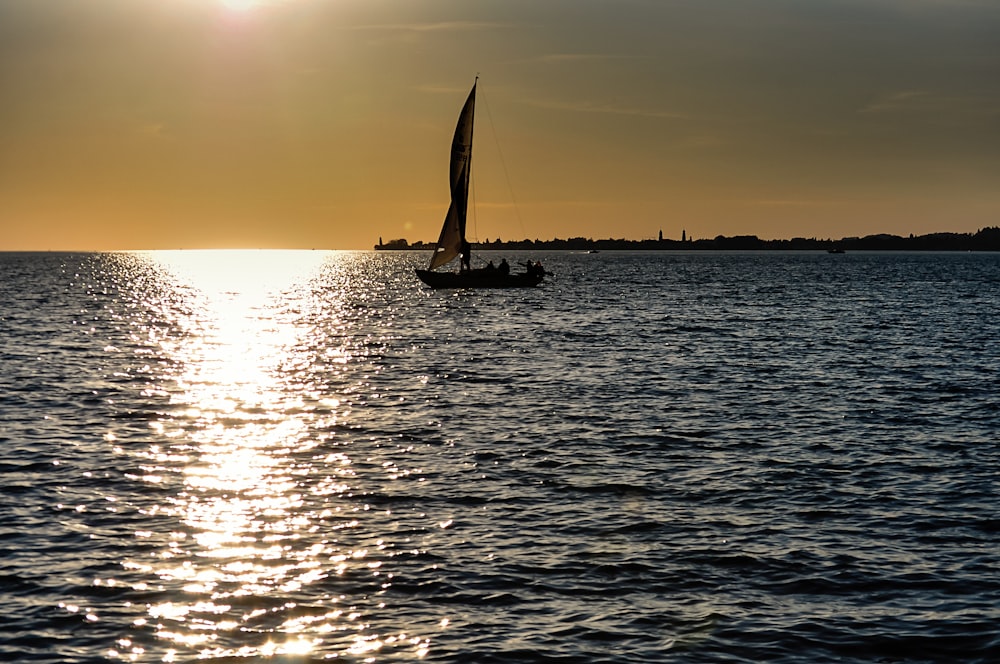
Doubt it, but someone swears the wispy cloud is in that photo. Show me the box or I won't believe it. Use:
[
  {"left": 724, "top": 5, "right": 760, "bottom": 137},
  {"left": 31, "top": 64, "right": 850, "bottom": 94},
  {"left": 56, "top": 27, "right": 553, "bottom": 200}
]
[
  {"left": 859, "top": 90, "right": 997, "bottom": 116},
  {"left": 137, "top": 122, "right": 169, "bottom": 140},
  {"left": 532, "top": 53, "right": 641, "bottom": 64},
  {"left": 413, "top": 83, "right": 478, "bottom": 97},
  {"left": 346, "top": 21, "right": 509, "bottom": 33},
  {"left": 859, "top": 90, "right": 931, "bottom": 114},
  {"left": 522, "top": 97, "right": 686, "bottom": 120},
  {"left": 744, "top": 198, "right": 849, "bottom": 207}
]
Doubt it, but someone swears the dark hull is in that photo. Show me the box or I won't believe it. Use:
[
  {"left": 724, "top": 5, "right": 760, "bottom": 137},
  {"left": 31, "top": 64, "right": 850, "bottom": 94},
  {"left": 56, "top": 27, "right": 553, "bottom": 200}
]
[{"left": 415, "top": 269, "right": 544, "bottom": 289}]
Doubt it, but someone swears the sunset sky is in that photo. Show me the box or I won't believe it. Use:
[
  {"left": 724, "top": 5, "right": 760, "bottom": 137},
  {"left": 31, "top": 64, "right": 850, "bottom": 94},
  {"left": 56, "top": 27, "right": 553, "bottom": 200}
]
[{"left": 1, "top": 0, "right": 998, "bottom": 250}]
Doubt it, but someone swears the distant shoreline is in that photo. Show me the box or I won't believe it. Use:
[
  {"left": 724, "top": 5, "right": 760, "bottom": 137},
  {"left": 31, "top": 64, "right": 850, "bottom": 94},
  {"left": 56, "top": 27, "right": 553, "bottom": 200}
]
[{"left": 376, "top": 227, "right": 1000, "bottom": 252}]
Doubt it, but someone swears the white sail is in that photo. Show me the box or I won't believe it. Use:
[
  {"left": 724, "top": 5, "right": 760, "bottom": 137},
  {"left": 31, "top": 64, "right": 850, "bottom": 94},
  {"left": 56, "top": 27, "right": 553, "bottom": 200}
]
[{"left": 428, "top": 81, "right": 476, "bottom": 270}]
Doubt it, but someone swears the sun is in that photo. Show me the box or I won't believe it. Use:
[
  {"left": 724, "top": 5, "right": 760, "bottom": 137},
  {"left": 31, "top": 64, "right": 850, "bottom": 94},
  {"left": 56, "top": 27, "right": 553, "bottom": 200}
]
[{"left": 222, "top": 0, "right": 258, "bottom": 10}]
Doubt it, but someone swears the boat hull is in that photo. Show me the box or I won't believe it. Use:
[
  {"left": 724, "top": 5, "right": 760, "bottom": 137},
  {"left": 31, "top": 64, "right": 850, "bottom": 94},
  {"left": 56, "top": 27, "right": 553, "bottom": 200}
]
[{"left": 415, "top": 269, "right": 544, "bottom": 289}]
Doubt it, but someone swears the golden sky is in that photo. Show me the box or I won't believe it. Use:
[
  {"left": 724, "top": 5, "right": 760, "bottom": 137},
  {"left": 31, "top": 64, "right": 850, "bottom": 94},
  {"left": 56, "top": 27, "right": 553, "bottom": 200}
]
[{"left": 1, "top": 0, "right": 998, "bottom": 250}]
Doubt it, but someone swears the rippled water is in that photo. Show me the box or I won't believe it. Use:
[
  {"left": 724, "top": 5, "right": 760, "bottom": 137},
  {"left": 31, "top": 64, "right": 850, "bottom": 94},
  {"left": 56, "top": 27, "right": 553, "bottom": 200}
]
[{"left": 1, "top": 250, "right": 998, "bottom": 663}]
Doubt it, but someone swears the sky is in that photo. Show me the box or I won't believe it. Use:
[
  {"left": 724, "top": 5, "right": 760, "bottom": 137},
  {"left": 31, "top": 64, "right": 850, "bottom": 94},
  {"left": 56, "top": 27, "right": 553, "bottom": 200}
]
[{"left": 1, "top": 0, "right": 998, "bottom": 250}]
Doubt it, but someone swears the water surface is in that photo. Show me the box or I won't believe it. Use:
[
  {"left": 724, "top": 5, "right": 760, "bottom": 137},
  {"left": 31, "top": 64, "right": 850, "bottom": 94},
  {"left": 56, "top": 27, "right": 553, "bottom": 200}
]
[{"left": 1, "top": 250, "right": 997, "bottom": 662}]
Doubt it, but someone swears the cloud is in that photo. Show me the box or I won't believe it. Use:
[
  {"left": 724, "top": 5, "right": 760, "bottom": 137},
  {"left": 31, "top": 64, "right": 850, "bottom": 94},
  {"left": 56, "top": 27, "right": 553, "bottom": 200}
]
[
  {"left": 744, "top": 198, "right": 849, "bottom": 208},
  {"left": 859, "top": 91, "right": 931, "bottom": 114},
  {"left": 532, "top": 53, "right": 640, "bottom": 64},
  {"left": 137, "top": 122, "right": 170, "bottom": 140},
  {"left": 346, "top": 21, "right": 507, "bottom": 33},
  {"left": 521, "top": 97, "right": 686, "bottom": 120},
  {"left": 859, "top": 90, "right": 997, "bottom": 117}
]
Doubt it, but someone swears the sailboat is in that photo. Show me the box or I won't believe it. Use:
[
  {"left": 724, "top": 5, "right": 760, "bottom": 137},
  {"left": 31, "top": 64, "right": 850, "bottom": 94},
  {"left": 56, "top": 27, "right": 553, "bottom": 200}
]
[{"left": 414, "top": 79, "right": 545, "bottom": 289}]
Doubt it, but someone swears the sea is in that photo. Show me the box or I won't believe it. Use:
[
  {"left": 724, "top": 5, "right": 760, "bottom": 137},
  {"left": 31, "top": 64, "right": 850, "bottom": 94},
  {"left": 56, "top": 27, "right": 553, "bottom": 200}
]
[{"left": 1, "top": 250, "right": 997, "bottom": 663}]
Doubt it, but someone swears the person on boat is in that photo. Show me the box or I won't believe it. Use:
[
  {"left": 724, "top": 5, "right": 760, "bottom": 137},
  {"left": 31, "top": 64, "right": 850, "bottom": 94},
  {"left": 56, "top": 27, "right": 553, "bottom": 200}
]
[
  {"left": 523, "top": 260, "right": 544, "bottom": 276},
  {"left": 498, "top": 258, "right": 510, "bottom": 275},
  {"left": 485, "top": 260, "right": 496, "bottom": 272},
  {"left": 460, "top": 239, "right": 472, "bottom": 272}
]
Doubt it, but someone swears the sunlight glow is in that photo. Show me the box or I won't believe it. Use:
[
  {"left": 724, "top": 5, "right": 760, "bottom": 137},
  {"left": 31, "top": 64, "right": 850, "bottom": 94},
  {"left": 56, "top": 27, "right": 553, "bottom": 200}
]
[{"left": 222, "top": 0, "right": 259, "bottom": 11}]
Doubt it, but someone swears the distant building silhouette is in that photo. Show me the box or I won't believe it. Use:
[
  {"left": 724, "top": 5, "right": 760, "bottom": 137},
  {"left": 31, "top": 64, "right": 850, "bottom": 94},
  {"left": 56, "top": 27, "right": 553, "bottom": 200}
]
[{"left": 374, "top": 226, "right": 1000, "bottom": 252}]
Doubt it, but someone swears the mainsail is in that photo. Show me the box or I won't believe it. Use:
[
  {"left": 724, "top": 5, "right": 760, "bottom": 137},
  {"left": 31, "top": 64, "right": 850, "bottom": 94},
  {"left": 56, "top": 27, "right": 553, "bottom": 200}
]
[{"left": 428, "top": 81, "right": 476, "bottom": 270}]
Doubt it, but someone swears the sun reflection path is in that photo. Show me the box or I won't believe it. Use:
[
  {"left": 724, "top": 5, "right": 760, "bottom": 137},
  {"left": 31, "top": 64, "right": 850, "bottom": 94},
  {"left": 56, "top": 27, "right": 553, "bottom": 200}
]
[{"left": 112, "top": 251, "right": 433, "bottom": 662}]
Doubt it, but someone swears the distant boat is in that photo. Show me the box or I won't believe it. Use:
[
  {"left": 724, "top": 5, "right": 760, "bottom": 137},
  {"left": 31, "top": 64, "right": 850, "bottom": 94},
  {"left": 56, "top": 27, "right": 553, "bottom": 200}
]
[
  {"left": 827, "top": 248, "right": 846, "bottom": 254},
  {"left": 415, "top": 79, "right": 544, "bottom": 289}
]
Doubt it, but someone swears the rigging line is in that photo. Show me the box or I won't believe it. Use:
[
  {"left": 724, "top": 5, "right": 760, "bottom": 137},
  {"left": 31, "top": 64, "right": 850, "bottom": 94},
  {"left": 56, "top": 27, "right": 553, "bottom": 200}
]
[
  {"left": 467, "top": 160, "right": 492, "bottom": 268},
  {"left": 470, "top": 150, "right": 478, "bottom": 243},
  {"left": 479, "top": 84, "right": 528, "bottom": 241}
]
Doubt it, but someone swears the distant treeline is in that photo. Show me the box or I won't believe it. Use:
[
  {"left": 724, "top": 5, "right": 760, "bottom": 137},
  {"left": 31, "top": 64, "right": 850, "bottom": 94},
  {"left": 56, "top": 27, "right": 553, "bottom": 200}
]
[{"left": 377, "top": 227, "right": 1000, "bottom": 252}]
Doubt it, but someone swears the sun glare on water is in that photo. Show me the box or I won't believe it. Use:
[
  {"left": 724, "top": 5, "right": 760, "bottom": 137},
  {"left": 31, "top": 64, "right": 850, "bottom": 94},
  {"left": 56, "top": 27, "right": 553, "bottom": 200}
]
[{"left": 104, "top": 251, "right": 435, "bottom": 661}]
